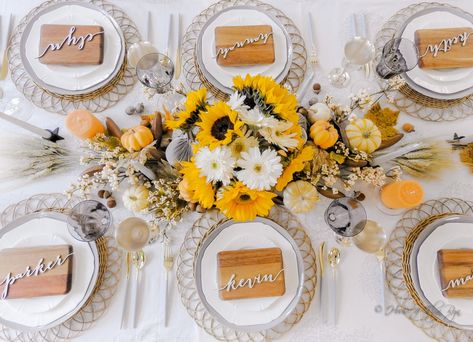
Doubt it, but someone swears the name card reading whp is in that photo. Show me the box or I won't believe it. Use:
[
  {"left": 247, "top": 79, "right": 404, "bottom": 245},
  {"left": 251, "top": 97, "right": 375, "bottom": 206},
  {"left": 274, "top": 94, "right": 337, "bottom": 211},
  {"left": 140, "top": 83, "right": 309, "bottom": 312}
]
[
  {"left": 0, "top": 245, "right": 73, "bottom": 300},
  {"left": 38, "top": 24, "right": 104, "bottom": 65},
  {"left": 217, "top": 247, "right": 285, "bottom": 301}
]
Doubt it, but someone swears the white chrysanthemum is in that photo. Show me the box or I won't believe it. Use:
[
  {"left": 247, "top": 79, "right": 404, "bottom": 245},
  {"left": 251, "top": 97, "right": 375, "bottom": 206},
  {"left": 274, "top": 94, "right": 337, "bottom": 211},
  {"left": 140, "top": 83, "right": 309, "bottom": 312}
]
[
  {"left": 238, "top": 107, "right": 266, "bottom": 126},
  {"left": 195, "top": 146, "right": 235, "bottom": 185},
  {"left": 259, "top": 120, "right": 299, "bottom": 151},
  {"left": 236, "top": 147, "right": 282, "bottom": 190},
  {"left": 230, "top": 135, "right": 259, "bottom": 159},
  {"left": 228, "top": 92, "right": 247, "bottom": 111}
]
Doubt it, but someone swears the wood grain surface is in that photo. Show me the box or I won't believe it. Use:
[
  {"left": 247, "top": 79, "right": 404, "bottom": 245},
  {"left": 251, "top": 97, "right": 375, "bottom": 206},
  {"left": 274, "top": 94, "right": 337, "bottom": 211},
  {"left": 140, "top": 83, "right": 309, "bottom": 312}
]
[
  {"left": 0, "top": 245, "right": 73, "bottom": 299},
  {"left": 39, "top": 24, "right": 104, "bottom": 65},
  {"left": 415, "top": 27, "right": 473, "bottom": 69},
  {"left": 217, "top": 247, "right": 285, "bottom": 300},
  {"left": 438, "top": 249, "right": 473, "bottom": 298},
  {"left": 215, "top": 25, "right": 274, "bottom": 67}
]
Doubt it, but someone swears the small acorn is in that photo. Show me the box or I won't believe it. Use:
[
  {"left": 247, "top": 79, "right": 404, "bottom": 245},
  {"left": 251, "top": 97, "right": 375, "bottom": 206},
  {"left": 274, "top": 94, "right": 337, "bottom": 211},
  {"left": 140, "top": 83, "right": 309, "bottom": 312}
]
[
  {"left": 355, "top": 192, "right": 366, "bottom": 201},
  {"left": 312, "top": 83, "right": 321, "bottom": 94},
  {"left": 402, "top": 123, "right": 415, "bottom": 133},
  {"left": 308, "top": 97, "right": 318, "bottom": 106},
  {"left": 107, "top": 197, "right": 116, "bottom": 208},
  {"left": 135, "top": 103, "right": 145, "bottom": 114},
  {"left": 125, "top": 106, "right": 135, "bottom": 115},
  {"left": 188, "top": 202, "right": 197, "bottom": 211},
  {"left": 98, "top": 189, "right": 106, "bottom": 198}
]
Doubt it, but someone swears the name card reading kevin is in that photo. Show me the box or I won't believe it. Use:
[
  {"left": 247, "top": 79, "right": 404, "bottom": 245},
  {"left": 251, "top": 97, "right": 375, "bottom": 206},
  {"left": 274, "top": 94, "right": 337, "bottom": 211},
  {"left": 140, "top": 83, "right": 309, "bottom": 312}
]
[
  {"left": 415, "top": 27, "right": 473, "bottom": 69},
  {"left": 0, "top": 245, "right": 73, "bottom": 300},
  {"left": 217, "top": 247, "right": 285, "bottom": 301},
  {"left": 38, "top": 24, "right": 104, "bottom": 65},
  {"left": 438, "top": 249, "right": 473, "bottom": 298},
  {"left": 215, "top": 25, "right": 275, "bottom": 67}
]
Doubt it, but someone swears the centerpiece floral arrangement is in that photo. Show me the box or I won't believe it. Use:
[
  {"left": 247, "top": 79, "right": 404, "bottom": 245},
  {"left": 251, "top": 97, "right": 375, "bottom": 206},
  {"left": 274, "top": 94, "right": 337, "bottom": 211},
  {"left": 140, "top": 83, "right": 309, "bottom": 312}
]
[{"left": 68, "top": 74, "right": 409, "bottom": 236}]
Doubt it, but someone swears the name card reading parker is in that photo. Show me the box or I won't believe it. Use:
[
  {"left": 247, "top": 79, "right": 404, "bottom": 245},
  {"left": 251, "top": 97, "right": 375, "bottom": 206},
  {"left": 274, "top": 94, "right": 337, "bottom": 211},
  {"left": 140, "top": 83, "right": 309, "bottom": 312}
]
[
  {"left": 0, "top": 245, "right": 73, "bottom": 300},
  {"left": 38, "top": 24, "right": 104, "bottom": 65},
  {"left": 217, "top": 247, "right": 285, "bottom": 301}
]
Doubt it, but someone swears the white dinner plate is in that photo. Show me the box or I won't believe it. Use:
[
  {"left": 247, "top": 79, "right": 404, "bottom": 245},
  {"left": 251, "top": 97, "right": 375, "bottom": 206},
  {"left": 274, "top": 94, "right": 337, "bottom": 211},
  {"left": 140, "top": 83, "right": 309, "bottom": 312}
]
[
  {"left": 195, "top": 218, "right": 303, "bottom": 332},
  {"left": 0, "top": 211, "right": 99, "bottom": 331},
  {"left": 20, "top": 1, "right": 125, "bottom": 95},
  {"left": 196, "top": 6, "right": 292, "bottom": 94},
  {"left": 410, "top": 215, "right": 473, "bottom": 329},
  {"left": 399, "top": 7, "right": 473, "bottom": 99}
]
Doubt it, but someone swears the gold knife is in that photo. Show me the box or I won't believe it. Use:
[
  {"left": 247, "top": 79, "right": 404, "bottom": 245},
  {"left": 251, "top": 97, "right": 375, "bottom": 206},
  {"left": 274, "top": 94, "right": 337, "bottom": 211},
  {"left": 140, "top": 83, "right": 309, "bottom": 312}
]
[
  {"left": 174, "top": 13, "right": 182, "bottom": 79},
  {"left": 0, "top": 14, "right": 14, "bottom": 81},
  {"left": 319, "top": 242, "right": 326, "bottom": 322}
]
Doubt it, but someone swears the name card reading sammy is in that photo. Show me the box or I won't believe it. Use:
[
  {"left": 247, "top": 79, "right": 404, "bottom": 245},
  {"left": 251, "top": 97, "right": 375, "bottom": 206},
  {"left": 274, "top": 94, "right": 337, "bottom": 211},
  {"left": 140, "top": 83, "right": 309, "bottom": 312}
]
[
  {"left": 215, "top": 25, "right": 275, "bottom": 67},
  {"left": 38, "top": 24, "right": 104, "bottom": 65},
  {"left": 0, "top": 245, "right": 73, "bottom": 300},
  {"left": 217, "top": 247, "right": 285, "bottom": 301}
]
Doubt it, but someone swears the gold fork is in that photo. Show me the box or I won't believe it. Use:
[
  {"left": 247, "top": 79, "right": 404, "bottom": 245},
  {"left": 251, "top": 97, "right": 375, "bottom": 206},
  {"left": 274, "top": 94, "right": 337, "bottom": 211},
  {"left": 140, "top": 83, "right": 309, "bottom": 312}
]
[{"left": 163, "top": 242, "right": 174, "bottom": 327}]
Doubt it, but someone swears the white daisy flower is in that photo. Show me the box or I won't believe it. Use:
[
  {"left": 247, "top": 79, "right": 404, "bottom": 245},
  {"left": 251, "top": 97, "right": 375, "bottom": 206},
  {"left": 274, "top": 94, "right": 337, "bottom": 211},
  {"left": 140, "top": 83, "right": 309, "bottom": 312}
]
[
  {"left": 238, "top": 106, "right": 267, "bottom": 127},
  {"left": 228, "top": 92, "right": 247, "bottom": 111},
  {"left": 230, "top": 135, "right": 259, "bottom": 159},
  {"left": 236, "top": 147, "right": 283, "bottom": 190},
  {"left": 259, "top": 120, "right": 299, "bottom": 151},
  {"left": 195, "top": 146, "right": 235, "bottom": 185}
]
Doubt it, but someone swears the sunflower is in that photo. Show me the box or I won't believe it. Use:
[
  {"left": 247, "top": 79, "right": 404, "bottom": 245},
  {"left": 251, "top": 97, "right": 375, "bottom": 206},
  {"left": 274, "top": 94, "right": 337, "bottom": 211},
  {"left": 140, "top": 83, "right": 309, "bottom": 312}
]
[
  {"left": 166, "top": 110, "right": 192, "bottom": 130},
  {"left": 216, "top": 182, "right": 276, "bottom": 221},
  {"left": 196, "top": 101, "right": 244, "bottom": 149},
  {"left": 166, "top": 88, "right": 207, "bottom": 130},
  {"left": 180, "top": 161, "right": 215, "bottom": 208},
  {"left": 233, "top": 74, "right": 255, "bottom": 92},
  {"left": 276, "top": 146, "right": 316, "bottom": 191}
]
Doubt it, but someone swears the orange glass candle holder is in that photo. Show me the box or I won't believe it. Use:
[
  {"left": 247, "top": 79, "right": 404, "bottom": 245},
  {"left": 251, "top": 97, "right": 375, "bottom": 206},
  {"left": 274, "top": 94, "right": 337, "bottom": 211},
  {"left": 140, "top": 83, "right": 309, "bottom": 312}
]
[
  {"left": 380, "top": 180, "right": 424, "bottom": 209},
  {"left": 65, "top": 109, "right": 105, "bottom": 140}
]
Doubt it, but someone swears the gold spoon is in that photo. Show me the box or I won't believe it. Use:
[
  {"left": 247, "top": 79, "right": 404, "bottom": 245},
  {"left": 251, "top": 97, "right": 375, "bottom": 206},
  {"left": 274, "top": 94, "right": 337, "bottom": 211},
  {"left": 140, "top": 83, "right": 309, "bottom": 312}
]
[
  {"left": 353, "top": 220, "right": 388, "bottom": 314},
  {"left": 131, "top": 250, "right": 146, "bottom": 329},
  {"left": 328, "top": 247, "right": 341, "bottom": 325}
]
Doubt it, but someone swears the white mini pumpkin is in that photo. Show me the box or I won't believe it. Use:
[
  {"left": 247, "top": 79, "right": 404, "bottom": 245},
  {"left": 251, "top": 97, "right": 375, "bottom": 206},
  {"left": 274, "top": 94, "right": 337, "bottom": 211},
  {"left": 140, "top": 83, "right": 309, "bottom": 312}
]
[
  {"left": 345, "top": 118, "right": 382, "bottom": 154},
  {"left": 308, "top": 103, "right": 332, "bottom": 124},
  {"left": 283, "top": 180, "right": 319, "bottom": 213},
  {"left": 122, "top": 185, "right": 150, "bottom": 213}
]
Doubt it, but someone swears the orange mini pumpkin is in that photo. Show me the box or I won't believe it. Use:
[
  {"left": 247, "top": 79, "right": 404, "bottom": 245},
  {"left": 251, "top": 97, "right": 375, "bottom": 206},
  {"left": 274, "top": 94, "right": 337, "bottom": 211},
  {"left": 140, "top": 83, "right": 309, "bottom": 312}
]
[
  {"left": 309, "top": 120, "right": 339, "bottom": 149},
  {"left": 121, "top": 125, "right": 154, "bottom": 152}
]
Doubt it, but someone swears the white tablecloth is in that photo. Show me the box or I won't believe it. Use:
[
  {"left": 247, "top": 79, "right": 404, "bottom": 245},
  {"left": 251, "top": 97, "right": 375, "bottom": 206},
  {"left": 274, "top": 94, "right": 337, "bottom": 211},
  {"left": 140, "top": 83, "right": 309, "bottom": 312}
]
[{"left": 0, "top": 0, "right": 472, "bottom": 341}]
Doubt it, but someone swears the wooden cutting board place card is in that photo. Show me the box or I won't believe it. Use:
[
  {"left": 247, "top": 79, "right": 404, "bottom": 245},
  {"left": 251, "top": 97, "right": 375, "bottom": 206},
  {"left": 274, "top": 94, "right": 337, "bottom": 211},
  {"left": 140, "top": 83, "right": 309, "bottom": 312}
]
[
  {"left": 38, "top": 24, "right": 104, "bottom": 65},
  {"left": 415, "top": 27, "right": 473, "bottom": 69},
  {"left": 215, "top": 25, "right": 275, "bottom": 67},
  {"left": 0, "top": 245, "right": 73, "bottom": 300},
  {"left": 438, "top": 249, "right": 473, "bottom": 298},
  {"left": 217, "top": 247, "right": 285, "bottom": 300}
]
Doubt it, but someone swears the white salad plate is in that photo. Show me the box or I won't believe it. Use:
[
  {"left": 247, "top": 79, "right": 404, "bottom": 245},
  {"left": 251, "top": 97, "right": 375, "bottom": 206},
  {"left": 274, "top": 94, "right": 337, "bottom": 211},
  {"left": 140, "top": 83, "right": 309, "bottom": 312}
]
[{"left": 194, "top": 217, "right": 303, "bottom": 332}]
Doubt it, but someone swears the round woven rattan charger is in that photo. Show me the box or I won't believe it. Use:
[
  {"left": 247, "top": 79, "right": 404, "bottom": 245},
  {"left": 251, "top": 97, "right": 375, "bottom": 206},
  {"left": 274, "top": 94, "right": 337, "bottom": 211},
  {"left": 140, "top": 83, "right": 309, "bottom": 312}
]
[
  {"left": 182, "top": 0, "right": 307, "bottom": 100},
  {"left": 0, "top": 193, "right": 121, "bottom": 342},
  {"left": 8, "top": 0, "right": 141, "bottom": 115},
  {"left": 177, "top": 206, "right": 317, "bottom": 341},
  {"left": 374, "top": 2, "right": 473, "bottom": 121},
  {"left": 385, "top": 198, "right": 473, "bottom": 341}
]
